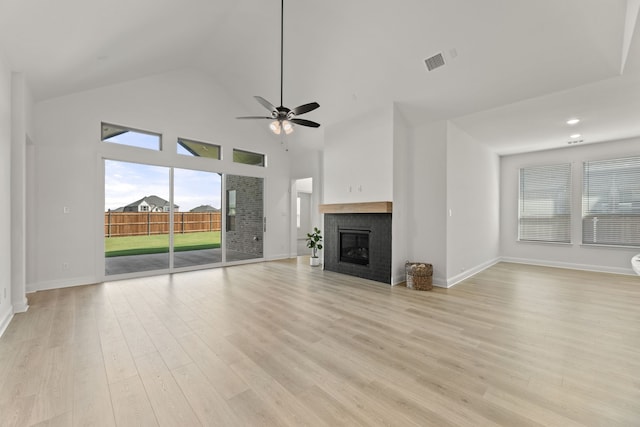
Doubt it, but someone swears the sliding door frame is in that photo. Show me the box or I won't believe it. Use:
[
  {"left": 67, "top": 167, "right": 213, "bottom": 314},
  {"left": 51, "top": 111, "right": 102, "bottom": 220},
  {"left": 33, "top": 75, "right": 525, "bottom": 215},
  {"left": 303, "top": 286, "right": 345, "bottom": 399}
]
[{"left": 100, "top": 156, "right": 265, "bottom": 281}]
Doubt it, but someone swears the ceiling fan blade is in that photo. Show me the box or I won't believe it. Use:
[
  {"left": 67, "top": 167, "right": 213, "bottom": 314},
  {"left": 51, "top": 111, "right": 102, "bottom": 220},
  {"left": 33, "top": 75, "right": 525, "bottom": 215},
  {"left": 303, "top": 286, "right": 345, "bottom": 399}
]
[
  {"left": 290, "top": 118, "right": 321, "bottom": 128},
  {"left": 236, "top": 116, "right": 273, "bottom": 120},
  {"left": 254, "top": 96, "right": 277, "bottom": 113},
  {"left": 291, "top": 102, "right": 320, "bottom": 116}
]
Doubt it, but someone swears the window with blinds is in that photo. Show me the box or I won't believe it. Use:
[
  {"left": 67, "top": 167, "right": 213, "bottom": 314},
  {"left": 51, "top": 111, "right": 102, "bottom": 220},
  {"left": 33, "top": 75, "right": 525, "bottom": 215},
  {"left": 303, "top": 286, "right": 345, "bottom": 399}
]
[
  {"left": 582, "top": 156, "right": 640, "bottom": 247},
  {"left": 519, "top": 163, "right": 571, "bottom": 243}
]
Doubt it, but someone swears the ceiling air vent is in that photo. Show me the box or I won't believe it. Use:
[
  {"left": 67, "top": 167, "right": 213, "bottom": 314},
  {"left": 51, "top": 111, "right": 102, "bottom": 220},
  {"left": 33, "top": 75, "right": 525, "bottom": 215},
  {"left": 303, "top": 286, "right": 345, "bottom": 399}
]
[{"left": 424, "top": 53, "right": 445, "bottom": 71}]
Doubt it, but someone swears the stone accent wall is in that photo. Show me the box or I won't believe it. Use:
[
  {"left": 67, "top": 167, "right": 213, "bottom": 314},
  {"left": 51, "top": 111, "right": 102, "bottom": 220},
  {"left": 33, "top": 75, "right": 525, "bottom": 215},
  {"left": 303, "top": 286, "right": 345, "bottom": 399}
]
[
  {"left": 324, "top": 213, "right": 392, "bottom": 284},
  {"left": 226, "top": 175, "right": 263, "bottom": 257}
]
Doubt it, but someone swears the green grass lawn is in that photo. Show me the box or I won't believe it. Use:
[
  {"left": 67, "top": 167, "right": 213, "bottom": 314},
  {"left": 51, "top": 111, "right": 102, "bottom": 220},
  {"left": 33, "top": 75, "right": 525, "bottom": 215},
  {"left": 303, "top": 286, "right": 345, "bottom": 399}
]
[{"left": 105, "top": 231, "right": 221, "bottom": 257}]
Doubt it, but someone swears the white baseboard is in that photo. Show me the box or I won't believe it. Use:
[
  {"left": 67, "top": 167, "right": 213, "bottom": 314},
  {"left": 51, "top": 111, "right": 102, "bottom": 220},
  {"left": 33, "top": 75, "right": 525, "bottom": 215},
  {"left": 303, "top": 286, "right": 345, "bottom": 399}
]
[
  {"left": 27, "top": 276, "right": 97, "bottom": 293},
  {"left": 433, "top": 276, "right": 447, "bottom": 288},
  {"left": 13, "top": 297, "right": 29, "bottom": 313},
  {"left": 0, "top": 309, "right": 13, "bottom": 338},
  {"left": 441, "top": 257, "right": 635, "bottom": 289},
  {"left": 446, "top": 257, "right": 501, "bottom": 288},
  {"left": 500, "top": 257, "right": 636, "bottom": 276}
]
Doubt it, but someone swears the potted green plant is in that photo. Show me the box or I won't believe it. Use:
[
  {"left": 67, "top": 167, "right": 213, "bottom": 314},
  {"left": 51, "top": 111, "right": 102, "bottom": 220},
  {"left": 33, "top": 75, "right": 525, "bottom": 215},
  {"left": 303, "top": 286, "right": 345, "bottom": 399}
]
[{"left": 306, "top": 227, "right": 323, "bottom": 267}]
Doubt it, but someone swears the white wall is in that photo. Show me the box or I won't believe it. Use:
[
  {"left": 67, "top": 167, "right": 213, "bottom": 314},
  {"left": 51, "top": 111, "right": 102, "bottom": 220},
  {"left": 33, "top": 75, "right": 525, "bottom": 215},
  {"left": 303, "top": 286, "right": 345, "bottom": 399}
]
[
  {"left": 391, "top": 104, "right": 410, "bottom": 284},
  {"left": 323, "top": 106, "right": 393, "bottom": 204},
  {"left": 10, "top": 72, "right": 32, "bottom": 313},
  {"left": 295, "top": 177, "right": 313, "bottom": 193},
  {"left": 446, "top": 122, "right": 500, "bottom": 286},
  {"left": 322, "top": 112, "right": 500, "bottom": 286},
  {"left": 408, "top": 121, "right": 448, "bottom": 285},
  {"left": 501, "top": 137, "right": 640, "bottom": 274},
  {"left": 31, "top": 68, "right": 292, "bottom": 291},
  {"left": 0, "top": 54, "right": 12, "bottom": 335}
]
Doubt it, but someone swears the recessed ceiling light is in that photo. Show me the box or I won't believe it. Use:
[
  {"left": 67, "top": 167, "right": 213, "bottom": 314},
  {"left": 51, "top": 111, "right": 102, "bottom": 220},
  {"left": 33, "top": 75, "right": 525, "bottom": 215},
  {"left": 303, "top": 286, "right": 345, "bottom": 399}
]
[
  {"left": 566, "top": 118, "right": 580, "bottom": 125},
  {"left": 570, "top": 133, "right": 581, "bottom": 139}
]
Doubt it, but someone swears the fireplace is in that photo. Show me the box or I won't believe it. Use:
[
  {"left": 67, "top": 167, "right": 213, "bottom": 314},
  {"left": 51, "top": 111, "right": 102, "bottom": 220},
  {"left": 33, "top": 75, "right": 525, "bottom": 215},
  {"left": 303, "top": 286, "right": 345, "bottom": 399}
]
[
  {"left": 324, "top": 213, "right": 391, "bottom": 283},
  {"left": 340, "top": 229, "right": 370, "bottom": 265}
]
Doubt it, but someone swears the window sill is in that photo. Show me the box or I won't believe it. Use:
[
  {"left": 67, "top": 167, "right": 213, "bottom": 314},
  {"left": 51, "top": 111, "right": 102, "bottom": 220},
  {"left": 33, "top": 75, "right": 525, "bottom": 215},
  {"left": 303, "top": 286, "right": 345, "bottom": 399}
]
[
  {"left": 580, "top": 243, "right": 640, "bottom": 250},
  {"left": 517, "top": 240, "right": 572, "bottom": 246}
]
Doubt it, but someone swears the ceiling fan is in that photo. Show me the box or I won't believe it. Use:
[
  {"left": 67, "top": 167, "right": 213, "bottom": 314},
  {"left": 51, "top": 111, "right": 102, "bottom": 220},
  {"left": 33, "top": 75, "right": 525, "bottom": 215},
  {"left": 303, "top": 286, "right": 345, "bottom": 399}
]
[{"left": 236, "top": 0, "right": 320, "bottom": 135}]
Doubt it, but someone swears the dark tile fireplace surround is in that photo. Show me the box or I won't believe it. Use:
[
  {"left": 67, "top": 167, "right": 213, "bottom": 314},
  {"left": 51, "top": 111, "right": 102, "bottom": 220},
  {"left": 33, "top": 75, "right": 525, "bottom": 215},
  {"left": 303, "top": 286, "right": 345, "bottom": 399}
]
[{"left": 322, "top": 203, "right": 392, "bottom": 284}]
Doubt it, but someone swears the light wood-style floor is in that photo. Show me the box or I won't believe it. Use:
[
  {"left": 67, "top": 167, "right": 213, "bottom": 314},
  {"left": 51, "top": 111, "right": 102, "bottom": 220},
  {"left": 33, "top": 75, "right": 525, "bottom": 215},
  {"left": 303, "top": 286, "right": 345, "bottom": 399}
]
[{"left": 1, "top": 260, "right": 640, "bottom": 426}]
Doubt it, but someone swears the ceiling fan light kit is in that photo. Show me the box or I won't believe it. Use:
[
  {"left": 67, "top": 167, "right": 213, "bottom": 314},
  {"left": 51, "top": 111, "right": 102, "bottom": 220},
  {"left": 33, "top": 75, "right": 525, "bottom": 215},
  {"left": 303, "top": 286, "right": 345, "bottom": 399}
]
[
  {"left": 270, "top": 120, "right": 294, "bottom": 135},
  {"left": 236, "top": 0, "right": 320, "bottom": 135}
]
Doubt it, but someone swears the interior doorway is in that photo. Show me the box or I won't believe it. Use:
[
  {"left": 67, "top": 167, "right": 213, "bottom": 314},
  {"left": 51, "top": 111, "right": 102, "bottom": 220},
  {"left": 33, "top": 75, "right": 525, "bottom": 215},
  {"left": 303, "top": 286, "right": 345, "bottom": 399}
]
[{"left": 295, "top": 178, "right": 313, "bottom": 256}]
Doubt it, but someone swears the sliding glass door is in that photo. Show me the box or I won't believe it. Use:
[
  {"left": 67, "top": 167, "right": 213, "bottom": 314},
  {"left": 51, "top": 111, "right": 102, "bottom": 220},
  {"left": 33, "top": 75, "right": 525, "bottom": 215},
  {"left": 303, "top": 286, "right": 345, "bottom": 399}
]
[
  {"left": 105, "top": 161, "right": 262, "bottom": 276},
  {"left": 173, "top": 168, "right": 222, "bottom": 269},
  {"left": 104, "top": 160, "right": 170, "bottom": 275}
]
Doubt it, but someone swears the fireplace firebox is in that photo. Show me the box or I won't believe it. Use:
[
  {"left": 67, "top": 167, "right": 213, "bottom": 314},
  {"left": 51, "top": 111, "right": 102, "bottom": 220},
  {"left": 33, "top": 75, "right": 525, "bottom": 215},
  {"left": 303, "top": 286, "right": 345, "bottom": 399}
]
[{"left": 340, "top": 229, "right": 370, "bottom": 265}]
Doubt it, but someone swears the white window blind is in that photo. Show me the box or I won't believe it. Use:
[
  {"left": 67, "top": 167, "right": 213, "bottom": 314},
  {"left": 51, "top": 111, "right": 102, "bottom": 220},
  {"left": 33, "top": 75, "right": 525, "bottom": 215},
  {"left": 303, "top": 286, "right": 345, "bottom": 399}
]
[
  {"left": 519, "top": 163, "right": 571, "bottom": 243},
  {"left": 582, "top": 156, "right": 640, "bottom": 247}
]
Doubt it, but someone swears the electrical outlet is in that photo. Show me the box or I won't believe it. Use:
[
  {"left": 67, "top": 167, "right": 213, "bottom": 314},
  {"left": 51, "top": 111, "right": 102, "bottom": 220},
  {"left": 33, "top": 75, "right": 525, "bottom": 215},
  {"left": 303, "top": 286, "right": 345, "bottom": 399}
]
[{"left": 62, "top": 262, "right": 69, "bottom": 270}]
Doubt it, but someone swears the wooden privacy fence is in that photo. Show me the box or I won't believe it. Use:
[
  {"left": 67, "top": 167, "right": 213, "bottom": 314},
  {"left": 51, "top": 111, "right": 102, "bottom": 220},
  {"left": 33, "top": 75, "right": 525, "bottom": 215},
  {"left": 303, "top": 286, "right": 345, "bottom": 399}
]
[{"left": 105, "top": 211, "right": 221, "bottom": 237}]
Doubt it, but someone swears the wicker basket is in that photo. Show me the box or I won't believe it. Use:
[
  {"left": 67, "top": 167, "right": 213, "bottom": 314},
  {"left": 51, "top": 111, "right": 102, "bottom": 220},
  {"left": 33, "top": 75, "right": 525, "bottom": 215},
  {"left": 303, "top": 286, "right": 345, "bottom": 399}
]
[{"left": 405, "top": 262, "right": 433, "bottom": 291}]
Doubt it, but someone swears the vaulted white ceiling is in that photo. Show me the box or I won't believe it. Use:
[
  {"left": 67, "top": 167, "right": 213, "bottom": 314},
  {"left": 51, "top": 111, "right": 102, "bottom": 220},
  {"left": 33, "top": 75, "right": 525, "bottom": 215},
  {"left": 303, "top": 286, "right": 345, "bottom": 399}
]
[{"left": 1, "top": 0, "right": 638, "bottom": 154}]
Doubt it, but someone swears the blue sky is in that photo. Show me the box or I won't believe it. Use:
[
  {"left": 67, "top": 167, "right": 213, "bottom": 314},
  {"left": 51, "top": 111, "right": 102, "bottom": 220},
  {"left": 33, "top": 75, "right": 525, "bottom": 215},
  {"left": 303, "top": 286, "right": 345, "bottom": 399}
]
[{"left": 104, "top": 160, "right": 221, "bottom": 212}]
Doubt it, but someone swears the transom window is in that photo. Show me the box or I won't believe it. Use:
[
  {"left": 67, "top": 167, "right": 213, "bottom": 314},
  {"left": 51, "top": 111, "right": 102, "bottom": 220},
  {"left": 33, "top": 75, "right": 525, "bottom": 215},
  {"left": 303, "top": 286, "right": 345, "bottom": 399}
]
[
  {"left": 178, "top": 138, "right": 221, "bottom": 160},
  {"left": 233, "top": 149, "right": 265, "bottom": 167},
  {"left": 101, "top": 123, "right": 161, "bottom": 151}
]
